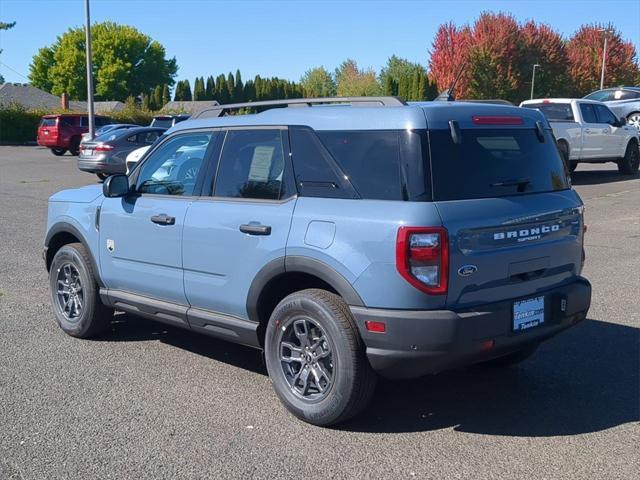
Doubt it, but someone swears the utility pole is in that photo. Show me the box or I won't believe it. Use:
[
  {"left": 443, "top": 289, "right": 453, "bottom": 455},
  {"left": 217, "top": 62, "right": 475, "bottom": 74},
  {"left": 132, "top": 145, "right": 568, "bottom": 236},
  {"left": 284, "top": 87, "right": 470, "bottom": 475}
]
[
  {"left": 599, "top": 29, "right": 612, "bottom": 90},
  {"left": 84, "top": 0, "right": 95, "bottom": 140},
  {"left": 530, "top": 64, "right": 540, "bottom": 100}
]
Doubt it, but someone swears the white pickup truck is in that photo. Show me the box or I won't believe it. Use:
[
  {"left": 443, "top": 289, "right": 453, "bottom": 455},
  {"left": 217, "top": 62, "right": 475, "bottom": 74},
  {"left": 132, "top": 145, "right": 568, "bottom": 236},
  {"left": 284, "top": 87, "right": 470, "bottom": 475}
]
[{"left": 520, "top": 98, "right": 639, "bottom": 174}]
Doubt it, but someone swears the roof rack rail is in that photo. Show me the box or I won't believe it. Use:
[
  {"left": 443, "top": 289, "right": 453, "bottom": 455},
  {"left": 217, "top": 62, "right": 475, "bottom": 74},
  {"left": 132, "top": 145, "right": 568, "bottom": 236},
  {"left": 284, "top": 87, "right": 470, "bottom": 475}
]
[{"left": 192, "top": 96, "right": 406, "bottom": 119}]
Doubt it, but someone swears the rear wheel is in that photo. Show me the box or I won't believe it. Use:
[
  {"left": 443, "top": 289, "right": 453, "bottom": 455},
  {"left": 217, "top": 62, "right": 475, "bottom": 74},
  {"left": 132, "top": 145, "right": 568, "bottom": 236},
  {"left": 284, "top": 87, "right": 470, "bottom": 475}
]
[
  {"left": 618, "top": 141, "right": 640, "bottom": 175},
  {"left": 69, "top": 138, "right": 80, "bottom": 156},
  {"left": 49, "top": 242, "right": 112, "bottom": 338},
  {"left": 51, "top": 148, "right": 66, "bottom": 156},
  {"left": 265, "top": 289, "right": 376, "bottom": 426}
]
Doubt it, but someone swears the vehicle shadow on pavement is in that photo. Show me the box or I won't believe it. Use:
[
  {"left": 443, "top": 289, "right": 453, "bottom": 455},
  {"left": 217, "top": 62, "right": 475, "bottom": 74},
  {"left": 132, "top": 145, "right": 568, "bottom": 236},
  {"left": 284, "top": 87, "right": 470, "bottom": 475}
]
[
  {"left": 100, "top": 313, "right": 267, "bottom": 375},
  {"left": 341, "top": 318, "right": 639, "bottom": 436},
  {"left": 571, "top": 169, "right": 639, "bottom": 186}
]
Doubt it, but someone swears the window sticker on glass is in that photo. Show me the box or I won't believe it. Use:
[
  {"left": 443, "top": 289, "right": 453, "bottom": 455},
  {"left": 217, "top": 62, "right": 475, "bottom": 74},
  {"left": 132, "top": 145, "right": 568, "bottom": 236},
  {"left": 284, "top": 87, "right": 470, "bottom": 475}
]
[
  {"left": 248, "top": 146, "right": 275, "bottom": 181},
  {"left": 476, "top": 136, "right": 519, "bottom": 151}
]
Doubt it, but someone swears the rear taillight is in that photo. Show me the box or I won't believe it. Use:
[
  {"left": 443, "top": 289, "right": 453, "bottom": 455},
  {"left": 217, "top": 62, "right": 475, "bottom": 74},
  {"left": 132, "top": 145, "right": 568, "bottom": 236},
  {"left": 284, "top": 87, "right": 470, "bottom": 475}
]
[
  {"left": 396, "top": 226, "right": 449, "bottom": 295},
  {"left": 95, "top": 144, "right": 114, "bottom": 152}
]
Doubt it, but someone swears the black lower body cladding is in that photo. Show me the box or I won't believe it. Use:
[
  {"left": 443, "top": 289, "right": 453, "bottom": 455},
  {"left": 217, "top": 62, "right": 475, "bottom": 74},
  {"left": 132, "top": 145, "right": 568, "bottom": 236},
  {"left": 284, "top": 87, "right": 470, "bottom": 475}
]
[{"left": 351, "top": 277, "right": 591, "bottom": 379}]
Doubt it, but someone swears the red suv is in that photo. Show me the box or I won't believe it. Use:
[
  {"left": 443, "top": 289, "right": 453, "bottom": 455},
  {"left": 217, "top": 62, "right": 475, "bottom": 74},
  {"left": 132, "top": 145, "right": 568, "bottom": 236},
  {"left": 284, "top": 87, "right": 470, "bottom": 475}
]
[{"left": 37, "top": 114, "right": 111, "bottom": 156}]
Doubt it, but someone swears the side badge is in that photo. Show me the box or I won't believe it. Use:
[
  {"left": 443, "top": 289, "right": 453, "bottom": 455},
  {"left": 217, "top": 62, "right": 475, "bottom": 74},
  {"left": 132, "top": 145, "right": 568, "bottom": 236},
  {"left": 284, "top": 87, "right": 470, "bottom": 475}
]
[
  {"left": 458, "top": 265, "right": 477, "bottom": 277},
  {"left": 106, "top": 239, "right": 115, "bottom": 252}
]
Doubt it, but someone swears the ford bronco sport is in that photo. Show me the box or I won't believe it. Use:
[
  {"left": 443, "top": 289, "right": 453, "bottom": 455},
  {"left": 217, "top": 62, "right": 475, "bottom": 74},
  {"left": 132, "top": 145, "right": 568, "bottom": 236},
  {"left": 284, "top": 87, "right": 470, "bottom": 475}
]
[{"left": 44, "top": 97, "right": 591, "bottom": 426}]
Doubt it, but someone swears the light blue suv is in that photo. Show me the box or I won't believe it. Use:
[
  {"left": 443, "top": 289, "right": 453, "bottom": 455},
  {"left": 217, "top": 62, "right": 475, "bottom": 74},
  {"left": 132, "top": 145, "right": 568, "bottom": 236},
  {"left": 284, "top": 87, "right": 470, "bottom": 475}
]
[{"left": 44, "top": 97, "right": 592, "bottom": 426}]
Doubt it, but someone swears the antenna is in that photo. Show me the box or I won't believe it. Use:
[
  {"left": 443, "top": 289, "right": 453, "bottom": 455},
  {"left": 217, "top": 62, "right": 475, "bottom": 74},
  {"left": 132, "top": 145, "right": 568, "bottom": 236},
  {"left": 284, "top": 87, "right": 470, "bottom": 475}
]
[{"left": 434, "top": 60, "right": 467, "bottom": 102}]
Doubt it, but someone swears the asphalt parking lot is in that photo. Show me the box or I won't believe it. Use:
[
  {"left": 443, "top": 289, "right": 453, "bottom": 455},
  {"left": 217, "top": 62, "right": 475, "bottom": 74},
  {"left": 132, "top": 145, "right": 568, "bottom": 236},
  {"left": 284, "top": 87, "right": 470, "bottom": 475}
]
[{"left": 0, "top": 146, "right": 638, "bottom": 479}]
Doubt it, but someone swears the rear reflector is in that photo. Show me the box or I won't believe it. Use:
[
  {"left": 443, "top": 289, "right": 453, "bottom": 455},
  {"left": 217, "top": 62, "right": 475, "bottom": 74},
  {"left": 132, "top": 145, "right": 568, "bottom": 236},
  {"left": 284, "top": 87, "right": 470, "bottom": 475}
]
[
  {"left": 480, "top": 339, "right": 495, "bottom": 351},
  {"left": 472, "top": 115, "right": 524, "bottom": 125},
  {"left": 365, "top": 321, "right": 386, "bottom": 333}
]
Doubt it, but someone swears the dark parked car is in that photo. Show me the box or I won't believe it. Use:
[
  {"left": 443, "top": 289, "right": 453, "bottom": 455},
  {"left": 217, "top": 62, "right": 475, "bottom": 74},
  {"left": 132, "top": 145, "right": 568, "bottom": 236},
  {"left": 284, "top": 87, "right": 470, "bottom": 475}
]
[
  {"left": 37, "top": 114, "right": 112, "bottom": 156},
  {"left": 78, "top": 127, "right": 165, "bottom": 179},
  {"left": 583, "top": 86, "right": 640, "bottom": 130},
  {"left": 80, "top": 123, "right": 140, "bottom": 145},
  {"left": 150, "top": 114, "right": 190, "bottom": 128}
]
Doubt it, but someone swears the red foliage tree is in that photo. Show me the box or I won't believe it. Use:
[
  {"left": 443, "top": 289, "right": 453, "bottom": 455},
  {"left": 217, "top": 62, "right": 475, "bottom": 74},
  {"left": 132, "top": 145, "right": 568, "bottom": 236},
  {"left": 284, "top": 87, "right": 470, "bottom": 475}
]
[
  {"left": 520, "top": 21, "right": 568, "bottom": 99},
  {"left": 566, "top": 24, "right": 639, "bottom": 96},
  {"left": 428, "top": 22, "right": 472, "bottom": 98}
]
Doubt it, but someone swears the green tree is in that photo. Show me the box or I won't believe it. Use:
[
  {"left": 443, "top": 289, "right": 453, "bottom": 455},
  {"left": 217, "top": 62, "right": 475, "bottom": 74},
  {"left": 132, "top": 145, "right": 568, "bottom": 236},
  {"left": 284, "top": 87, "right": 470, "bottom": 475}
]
[
  {"left": 162, "top": 84, "right": 170, "bottom": 105},
  {"left": 215, "top": 74, "right": 228, "bottom": 103},
  {"left": 174, "top": 80, "right": 192, "bottom": 101},
  {"left": 234, "top": 69, "right": 244, "bottom": 102},
  {"left": 335, "top": 59, "right": 381, "bottom": 96},
  {"left": 205, "top": 76, "right": 215, "bottom": 100},
  {"left": 226, "top": 72, "right": 235, "bottom": 102},
  {"left": 0, "top": 21, "right": 16, "bottom": 83},
  {"left": 28, "top": 21, "right": 177, "bottom": 101},
  {"left": 379, "top": 55, "right": 429, "bottom": 100},
  {"left": 300, "top": 66, "right": 336, "bottom": 97},
  {"left": 193, "top": 76, "right": 206, "bottom": 100},
  {"left": 142, "top": 91, "right": 153, "bottom": 111},
  {"left": 153, "top": 84, "right": 163, "bottom": 109}
]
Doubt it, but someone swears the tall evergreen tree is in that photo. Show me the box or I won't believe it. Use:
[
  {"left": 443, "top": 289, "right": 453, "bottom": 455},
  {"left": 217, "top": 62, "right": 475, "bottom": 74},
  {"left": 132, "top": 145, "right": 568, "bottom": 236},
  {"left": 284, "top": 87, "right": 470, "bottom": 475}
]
[
  {"left": 153, "top": 85, "right": 163, "bottom": 109},
  {"left": 226, "top": 72, "right": 236, "bottom": 102},
  {"left": 205, "top": 76, "right": 215, "bottom": 100},
  {"left": 234, "top": 69, "right": 244, "bottom": 102},
  {"left": 193, "top": 76, "right": 206, "bottom": 101},
  {"left": 162, "top": 84, "right": 170, "bottom": 105}
]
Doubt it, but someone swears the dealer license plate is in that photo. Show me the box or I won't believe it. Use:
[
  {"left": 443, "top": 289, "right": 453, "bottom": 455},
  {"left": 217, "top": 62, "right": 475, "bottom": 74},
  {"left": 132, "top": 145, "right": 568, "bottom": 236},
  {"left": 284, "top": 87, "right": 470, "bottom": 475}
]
[{"left": 513, "top": 296, "right": 545, "bottom": 332}]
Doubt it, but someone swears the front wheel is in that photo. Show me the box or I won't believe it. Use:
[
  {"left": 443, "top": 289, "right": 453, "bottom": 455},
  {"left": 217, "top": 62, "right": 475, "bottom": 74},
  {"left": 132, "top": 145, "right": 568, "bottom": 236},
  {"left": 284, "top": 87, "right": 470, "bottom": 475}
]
[
  {"left": 69, "top": 138, "right": 80, "bottom": 156},
  {"left": 49, "top": 242, "right": 113, "bottom": 338},
  {"left": 265, "top": 289, "right": 376, "bottom": 426},
  {"left": 51, "top": 148, "right": 66, "bottom": 156},
  {"left": 618, "top": 141, "right": 640, "bottom": 175}
]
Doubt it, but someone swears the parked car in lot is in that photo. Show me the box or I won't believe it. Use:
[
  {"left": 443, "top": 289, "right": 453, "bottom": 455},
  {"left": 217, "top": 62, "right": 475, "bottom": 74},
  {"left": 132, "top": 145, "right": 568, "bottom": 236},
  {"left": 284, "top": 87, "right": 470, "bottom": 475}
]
[
  {"left": 37, "top": 114, "right": 111, "bottom": 156},
  {"left": 520, "top": 98, "right": 640, "bottom": 174},
  {"left": 150, "top": 114, "right": 190, "bottom": 129},
  {"left": 80, "top": 123, "right": 139, "bottom": 145},
  {"left": 583, "top": 86, "right": 640, "bottom": 130},
  {"left": 77, "top": 127, "right": 165, "bottom": 179},
  {"left": 44, "top": 97, "right": 591, "bottom": 426}
]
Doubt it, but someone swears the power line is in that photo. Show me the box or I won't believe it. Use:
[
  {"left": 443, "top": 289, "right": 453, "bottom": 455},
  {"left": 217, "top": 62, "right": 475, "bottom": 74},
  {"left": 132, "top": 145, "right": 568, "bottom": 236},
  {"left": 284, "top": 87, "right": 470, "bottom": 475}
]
[{"left": 0, "top": 60, "right": 29, "bottom": 81}]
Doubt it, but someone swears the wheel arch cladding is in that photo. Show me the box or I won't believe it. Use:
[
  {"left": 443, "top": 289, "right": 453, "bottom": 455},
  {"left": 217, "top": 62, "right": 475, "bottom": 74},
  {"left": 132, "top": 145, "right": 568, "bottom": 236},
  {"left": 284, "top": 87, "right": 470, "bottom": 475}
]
[
  {"left": 45, "top": 223, "right": 104, "bottom": 287},
  {"left": 246, "top": 256, "right": 364, "bottom": 344}
]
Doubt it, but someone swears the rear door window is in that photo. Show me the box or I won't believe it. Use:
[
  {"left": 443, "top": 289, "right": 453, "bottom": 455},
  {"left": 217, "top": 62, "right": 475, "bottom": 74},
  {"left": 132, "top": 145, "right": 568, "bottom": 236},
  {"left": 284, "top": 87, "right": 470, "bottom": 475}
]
[
  {"left": 579, "top": 104, "right": 598, "bottom": 123},
  {"left": 214, "top": 129, "right": 291, "bottom": 200},
  {"left": 428, "top": 128, "right": 569, "bottom": 201}
]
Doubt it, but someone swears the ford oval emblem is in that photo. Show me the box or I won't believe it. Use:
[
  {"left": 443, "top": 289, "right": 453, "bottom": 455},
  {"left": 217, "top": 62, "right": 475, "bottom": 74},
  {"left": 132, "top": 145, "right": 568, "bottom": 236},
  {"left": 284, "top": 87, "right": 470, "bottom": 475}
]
[{"left": 458, "top": 265, "right": 478, "bottom": 277}]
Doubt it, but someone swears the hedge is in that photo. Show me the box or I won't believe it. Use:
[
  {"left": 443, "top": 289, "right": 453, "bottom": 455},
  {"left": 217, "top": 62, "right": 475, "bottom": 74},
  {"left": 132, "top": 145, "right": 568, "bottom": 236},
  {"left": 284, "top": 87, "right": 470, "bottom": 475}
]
[{"left": 0, "top": 103, "right": 156, "bottom": 144}]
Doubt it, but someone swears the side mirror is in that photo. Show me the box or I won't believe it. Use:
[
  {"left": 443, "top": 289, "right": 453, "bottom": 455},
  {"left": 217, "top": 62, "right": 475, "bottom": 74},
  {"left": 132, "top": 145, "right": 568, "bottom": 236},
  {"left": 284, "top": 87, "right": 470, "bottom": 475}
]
[{"left": 102, "top": 174, "right": 130, "bottom": 198}]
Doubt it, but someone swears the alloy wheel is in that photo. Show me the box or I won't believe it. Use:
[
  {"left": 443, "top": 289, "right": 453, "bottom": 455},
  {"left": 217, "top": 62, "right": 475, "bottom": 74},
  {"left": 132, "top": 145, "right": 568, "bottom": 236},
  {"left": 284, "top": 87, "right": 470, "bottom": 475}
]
[
  {"left": 278, "top": 317, "right": 334, "bottom": 401},
  {"left": 627, "top": 114, "right": 640, "bottom": 130},
  {"left": 55, "top": 263, "right": 84, "bottom": 321}
]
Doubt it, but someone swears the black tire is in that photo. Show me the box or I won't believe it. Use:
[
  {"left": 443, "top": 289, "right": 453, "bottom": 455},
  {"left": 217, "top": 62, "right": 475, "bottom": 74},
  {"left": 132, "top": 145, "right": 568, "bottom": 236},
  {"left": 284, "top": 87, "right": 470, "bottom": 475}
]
[
  {"left": 69, "top": 137, "right": 81, "bottom": 156},
  {"left": 51, "top": 148, "right": 66, "bottom": 156},
  {"left": 49, "top": 242, "right": 112, "bottom": 338},
  {"left": 476, "top": 344, "right": 538, "bottom": 369},
  {"left": 265, "top": 289, "right": 377, "bottom": 426},
  {"left": 96, "top": 172, "right": 109, "bottom": 181},
  {"left": 618, "top": 141, "right": 640, "bottom": 175},
  {"left": 626, "top": 111, "right": 640, "bottom": 131},
  {"left": 557, "top": 141, "right": 576, "bottom": 173}
]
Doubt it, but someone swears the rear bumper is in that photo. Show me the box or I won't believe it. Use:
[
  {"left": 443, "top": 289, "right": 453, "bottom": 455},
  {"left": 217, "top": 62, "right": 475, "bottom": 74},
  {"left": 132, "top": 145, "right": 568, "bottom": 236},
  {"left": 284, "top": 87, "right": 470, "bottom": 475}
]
[
  {"left": 351, "top": 277, "right": 591, "bottom": 379},
  {"left": 38, "top": 138, "right": 65, "bottom": 148},
  {"left": 77, "top": 158, "right": 124, "bottom": 175}
]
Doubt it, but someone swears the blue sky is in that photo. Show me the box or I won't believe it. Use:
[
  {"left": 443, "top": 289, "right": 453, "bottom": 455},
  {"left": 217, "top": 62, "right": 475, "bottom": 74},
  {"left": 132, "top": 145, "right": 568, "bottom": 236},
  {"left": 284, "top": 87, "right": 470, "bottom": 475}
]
[{"left": 1, "top": 0, "right": 639, "bottom": 88}]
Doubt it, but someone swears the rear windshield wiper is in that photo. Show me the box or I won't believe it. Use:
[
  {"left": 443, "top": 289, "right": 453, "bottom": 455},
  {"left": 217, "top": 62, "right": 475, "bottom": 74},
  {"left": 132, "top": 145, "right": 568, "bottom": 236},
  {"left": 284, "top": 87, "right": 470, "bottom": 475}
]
[{"left": 490, "top": 178, "right": 531, "bottom": 192}]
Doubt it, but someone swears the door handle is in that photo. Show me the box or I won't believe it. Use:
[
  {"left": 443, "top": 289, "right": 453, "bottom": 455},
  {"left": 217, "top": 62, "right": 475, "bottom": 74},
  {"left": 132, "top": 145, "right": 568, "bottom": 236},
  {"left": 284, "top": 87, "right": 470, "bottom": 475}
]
[
  {"left": 150, "top": 214, "right": 175, "bottom": 225},
  {"left": 584, "top": 128, "right": 591, "bottom": 133},
  {"left": 603, "top": 129, "right": 609, "bottom": 133},
  {"left": 239, "top": 224, "right": 271, "bottom": 235}
]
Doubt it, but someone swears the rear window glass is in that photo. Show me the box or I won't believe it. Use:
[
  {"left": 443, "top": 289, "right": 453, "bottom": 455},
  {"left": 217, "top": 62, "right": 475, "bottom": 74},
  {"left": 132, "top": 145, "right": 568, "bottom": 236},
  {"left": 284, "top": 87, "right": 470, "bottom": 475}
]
[
  {"left": 522, "top": 103, "right": 574, "bottom": 122},
  {"left": 428, "top": 128, "right": 569, "bottom": 201},
  {"left": 152, "top": 118, "right": 173, "bottom": 129},
  {"left": 317, "top": 130, "right": 430, "bottom": 201},
  {"left": 40, "top": 118, "right": 56, "bottom": 127},
  {"left": 584, "top": 90, "right": 612, "bottom": 101}
]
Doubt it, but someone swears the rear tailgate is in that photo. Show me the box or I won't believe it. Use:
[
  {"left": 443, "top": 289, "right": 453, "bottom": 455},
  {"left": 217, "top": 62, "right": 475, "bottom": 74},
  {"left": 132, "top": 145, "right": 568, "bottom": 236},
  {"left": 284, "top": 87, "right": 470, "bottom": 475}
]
[
  {"left": 38, "top": 117, "right": 59, "bottom": 146},
  {"left": 426, "top": 116, "right": 584, "bottom": 309}
]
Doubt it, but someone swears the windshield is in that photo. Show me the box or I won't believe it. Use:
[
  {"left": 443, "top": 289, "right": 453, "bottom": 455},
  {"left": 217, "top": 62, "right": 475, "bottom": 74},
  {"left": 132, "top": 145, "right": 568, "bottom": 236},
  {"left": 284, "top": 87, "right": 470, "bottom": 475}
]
[
  {"left": 522, "top": 103, "right": 574, "bottom": 122},
  {"left": 427, "top": 128, "right": 570, "bottom": 201}
]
